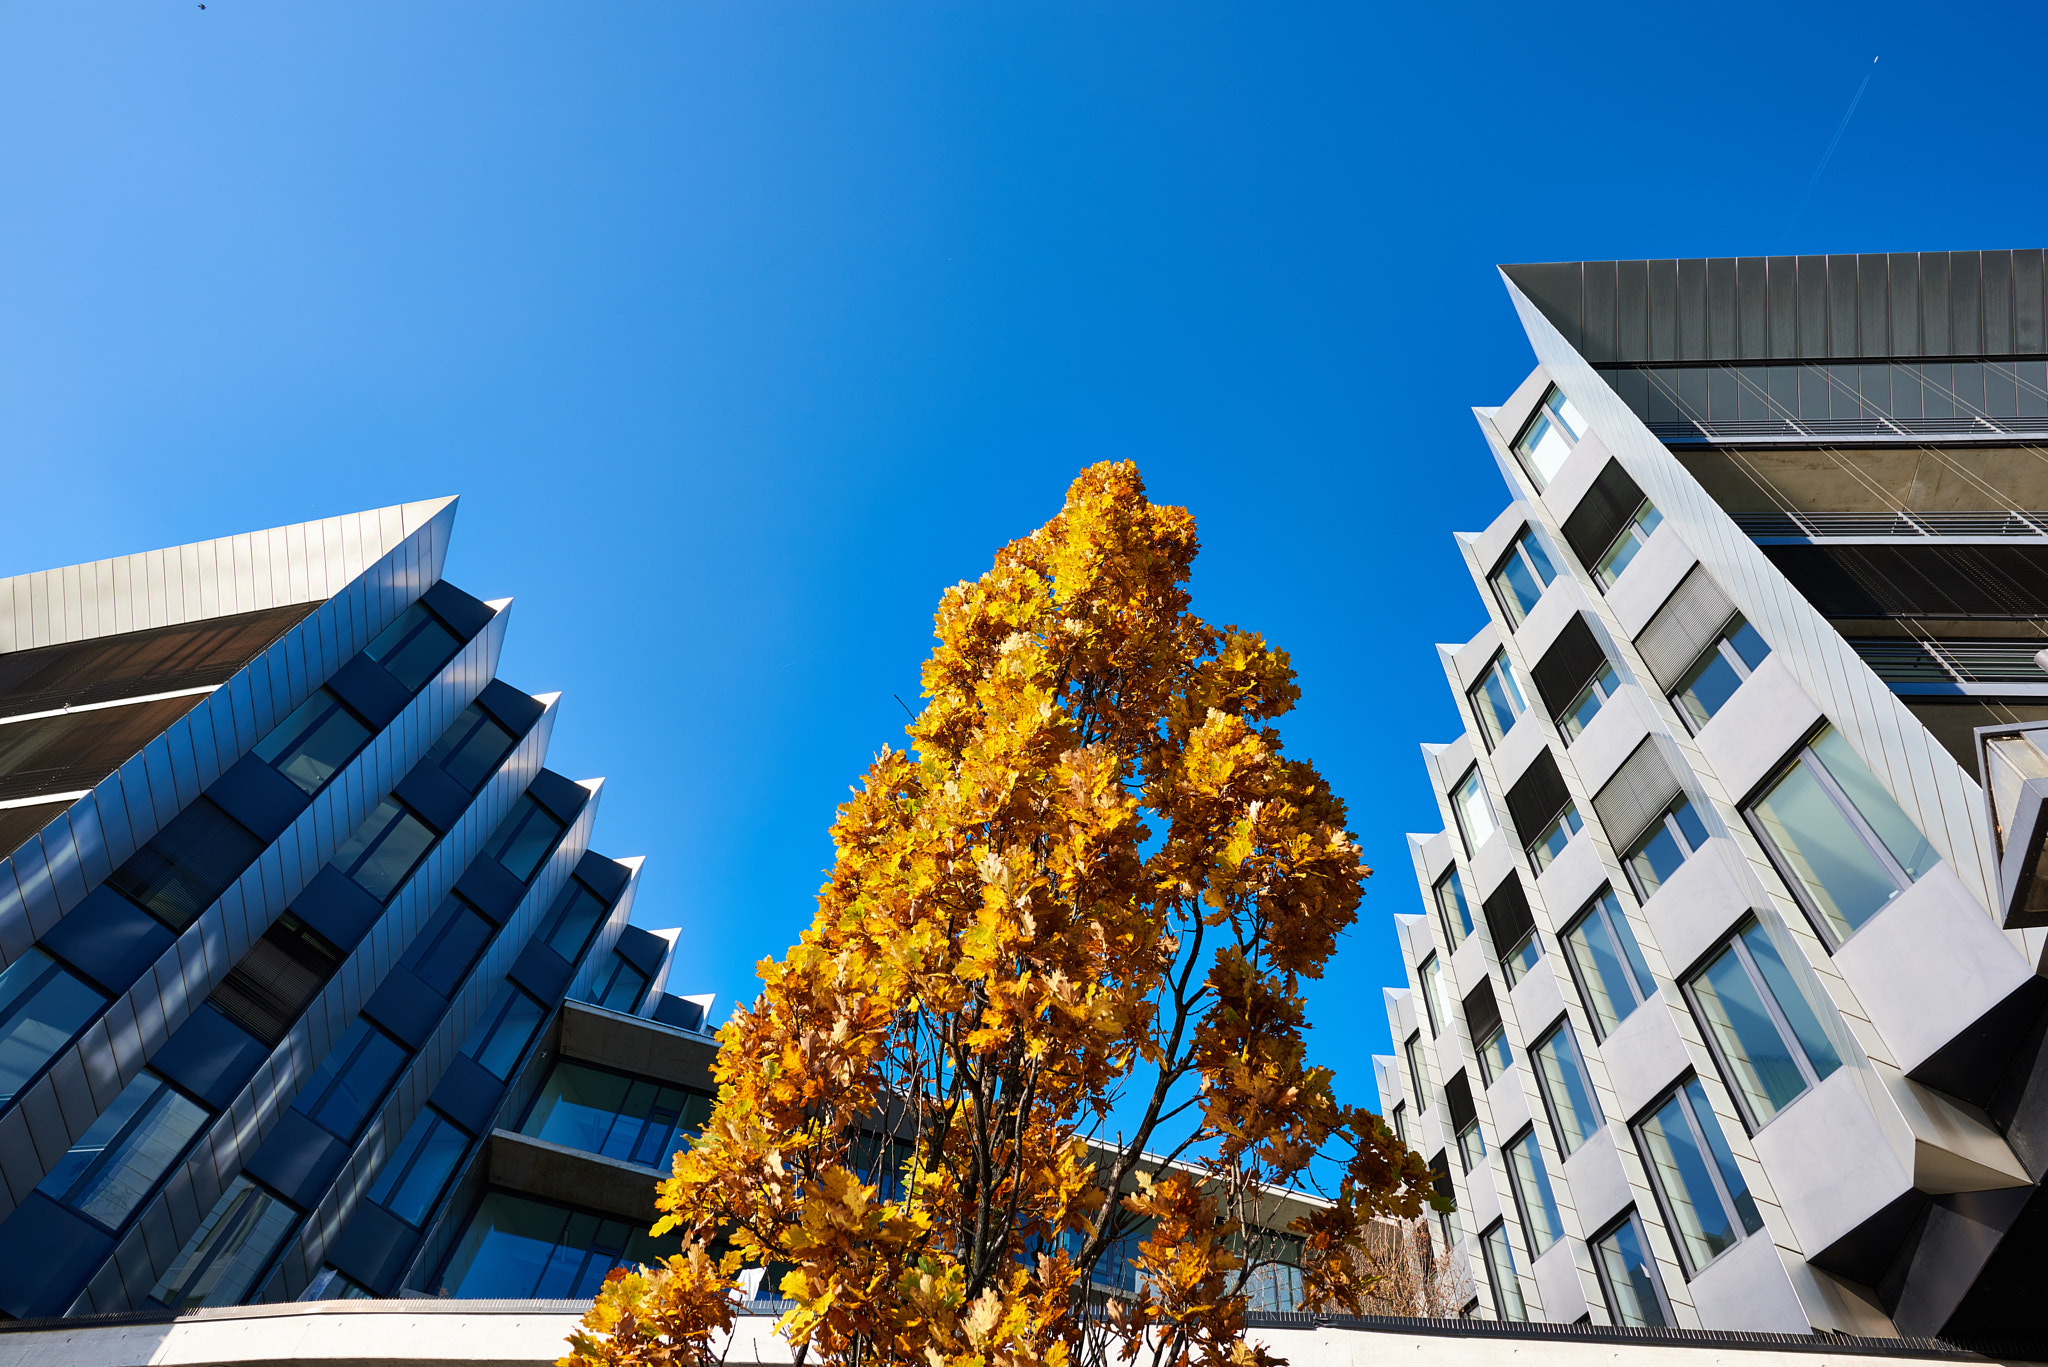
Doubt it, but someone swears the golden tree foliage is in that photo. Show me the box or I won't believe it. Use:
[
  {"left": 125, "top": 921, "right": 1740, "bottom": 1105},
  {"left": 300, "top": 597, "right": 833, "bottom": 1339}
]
[{"left": 565, "top": 463, "right": 1442, "bottom": 1367}]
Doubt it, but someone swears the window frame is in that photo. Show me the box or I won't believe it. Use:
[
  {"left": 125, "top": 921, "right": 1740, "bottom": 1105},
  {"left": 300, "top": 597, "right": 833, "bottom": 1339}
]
[
  {"left": 1530, "top": 1020, "right": 1603, "bottom": 1158},
  {"left": 1511, "top": 385, "right": 1587, "bottom": 491},
  {"left": 1591, "top": 501, "right": 1664, "bottom": 591},
  {"left": 1467, "top": 651, "right": 1529, "bottom": 752},
  {"left": 1669, "top": 616, "right": 1771, "bottom": 735},
  {"left": 1527, "top": 802, "right": 1583, "bottom": 873},
  {"left": 1451, "top": 766, "right": 1498, "bottom": 856},
  {"left": 37, "top": 1069, "right": 210, "bottom": 1232},
  {"left": 1456, "top": 1115, "right": 1486, "bottom": 1174},
  {"left": 1504, "top": 1125, "right": 1565, "bottom": 1259},
  {"left": 1631, "top": 1075, "right": 1766, "bottom": 1278},
  {"left": 332, "top": 797, "right": 440, "bottom": 904},
  {"left": 1418, "top": 954, "right": 1445, "bottom": 1039},
  {"left": 464, "top": 985, "right": 550, "bottom": 1080},
  {"left": 1622, "top": 798, "right": 1709, "bottom": 903},
  {"left": 1560, "top": 888, "right": 1657, "bottom": 1041},
  {"left": 1480, "top": 1218, "right": 1529, "bottom": 1322},
  {"left": 1475, "top": 1020, "right": 1512, "bottom": 1087},
  {"left": 1589, "top": 1209, "right": 1675, "bottom": 1327},
  {"left": 1488, "top": 530, "right": 1559, "bottom": 631},
  {"left": 0, "top": 948, "right": 109, "bottom": 1110},
  {"left": 1560, "top": 664, "right": 1621, "bottom": 744},
  {"left": 1502, "top": 927, "right": 1543, "bottom": 988},
  {"left": 365, "top": 1106, "right": 472, "bottom": 1227},
  {"left": 1403, "top": 1030, "right": 1431, "bottom": 1113},
  {"left": 295, "top": 1018, "right": 412, "bottom": 1142},
  {"left": 1681, "top": 919, "right": 1841, "bottom": 1133},
  {"left": 252, "top": 687, "right": 373, "bottom": 796},
  {"left": 1391, "top": 1102, "right": 1408, "bottom": 1146},
  {"left": 1435, "top": 868, "right": 1475, "bottom": 949}
]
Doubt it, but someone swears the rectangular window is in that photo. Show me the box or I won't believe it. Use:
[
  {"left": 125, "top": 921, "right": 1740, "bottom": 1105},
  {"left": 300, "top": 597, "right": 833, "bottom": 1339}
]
[
  {"left": 1457, "top": 1116, "right": 1486, "bottom": 1174},
  {"left": 37, "top": 1071, "right": 207, "bottom": 1230},
  {"left": 1435, "top": 869, "right": 1475, "bottom": 949},
  {"left": 541, "top": 882, "right": 611, "bottom": 961},
  {"left": 1592, "top": 502, "right": 1664, "bottom": 590},
  {"left": 1452, "top": 767, "right": 1497, "bottom": 855},
  {"left": 1392, "top": 1102, "right": 1408, "bottom": 1145},
  {"left": 407, "top": 899, "right": 496, "bottom": 998},
  {"left": 153, "top": 1176, "right": 298, "bottom": 1310},
  {"left": 107, "top": 798, "right": 264, "bottom": 930},
  {"left": 439, "top": 1191, "right": 681, "bottom": 1298},
  {"left": 1635, "top": 1077, "right": 1765, "bottom": 1274},
  {"left": 252, "top": 688, "right": 372, "bottom": 795},
  {"left": 463, "top": 987, "right": 548, "bottom": 1079},
  {"left": 1505, "top": 1129, "right": 1564, "bottom": 1257},
  {"left": 1532, "top": 1024, "right": 1602, "bottom": 1157},
  {"left": 1502, "top": 928, "right": 1542, "bottom": 988},
  {"left": 1468, "top": 652, "right": 1528, "bottom": 751},
  {"left": 1476, "top": 1022, "right": 1512, "bottom": 1087},
  {"left": 1560, "top": 664, "right": 1620, "bottom": 743},
  {"left": 1747, "top": 726, "right": 1941, "bottom": 943},
  {"left": 1480, "top": 1220, "right": 1528, "bottom": 1321},
  {"left": 1671, "top": 617, "right": 1771, "bottom": 733},
  {"left": 488, "top": 795, "right": 567, "bottom": 882},
  {"left": 1592, "top": 1212, "right": 1671, "bottom": 1327},
  {"left": 0, "top": 948, "right": 106, "bottom": 1107},
  {"left": 584, "top": 952, "right": 650, "bottom": 1014},
  {"left": 1418, "top": 955, "right": 1446, "bottom": 1039},
  {"left": 1404, "top": 1031, "right": 1431, "bottom": 1112},
  {"left": 366, "top": 1108, "right": 470, "bottom": 1226},
  {"left": 1489, "top": 530, "right": 1558, "bottom": 630},
  {"left": 209, "top": 912, "right": 342, "bottom": 1045},
  {"left": 1685, "top": 919, "right": 1841, "bottom": 1129},
  {"left": 1562, "top": 889, "right": 1656, "bottom": 1040},
  {"left": 366, "top": 602, "right": 464, "bottom": 692},
  {"left": 332, "top": 798, "right": 438, "bottom": 903},
  {"left": 425, "top": 704, "right": 519, "bottom": 794},
  {"left": 520, "top": 1060, "right": 714, "bottom": 1170},
  {"left": 1623, "top": 798, "right": 1709, "bottom": 903},
  {"left": 1512, "top": 385, "right": 1587, "bottom": 490},
  {"left": 1528, "top": 803, "right": 1582, "bottom": 873},
  {"left": 294, "top": 1018, "right": 410, "bottom": 1141}
]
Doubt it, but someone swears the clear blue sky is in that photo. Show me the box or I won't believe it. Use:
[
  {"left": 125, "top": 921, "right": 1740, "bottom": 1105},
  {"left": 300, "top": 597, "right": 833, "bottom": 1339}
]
[{"left": 3, "top": 2, "right": 2045, "bottom": 1117}]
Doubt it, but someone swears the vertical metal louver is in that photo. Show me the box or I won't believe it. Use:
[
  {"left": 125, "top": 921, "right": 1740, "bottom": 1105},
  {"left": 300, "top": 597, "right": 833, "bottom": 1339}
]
[
  {"left": 1592, "top": 739, "right": 1685, "bottom": 853},
  {"left": 1635, "top": 564, "right": 1737, "bottom": 689}
]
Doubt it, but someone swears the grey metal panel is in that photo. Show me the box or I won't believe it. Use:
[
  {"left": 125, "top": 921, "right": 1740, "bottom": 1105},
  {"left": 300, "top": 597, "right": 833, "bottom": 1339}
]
[
  {"left": 1828, "top": 254, "right": 1859, "bottom": 356},
  {"left": 1736, "top": 257, "right": 1766, "bottom": 359},
  {"left": 20, "top": 1074, "right": 70, "bottom": 1167},
  {"left": 49, "top": 1050, "right": 98, "bottom": 1134},
  {"left": 1796, "top": 255, "right": 1829, "bottom": 357},
  {"left": 102, "top": 996, "right": 144, "bottom": 1089},
  {"left": 1984, "top": 250, "right": 2014, "bottom": 354},
  {"left": 95, "top": 775, "right": 135, "bottom": 872},
  {"left": 78, "top": 1020, "right": 122, "bottom": 1112},
  {"left": 1646, "top": 259, "right": 1678, "bottom": 362},
  {"left": 40, "top": 825, "right": 85, "bottom": 914},
  {"left": 110, "top": 1228, "right": 154, "bottom": 1314},
  {"left": 13, "top": 837, "right": 60, "bottom": 939},
  {"left": 0, "top": 1105, "right": 36, "bottom": 1207},
  {"left": 1503, "top": 263, "right": 1583, "bottom": 352},
  {"left": 1582, "top": 260, "right": 1616, "bottom": 363},
  {"left": 82, "top": 1258, "right": 124, "bottom": 1317},
  {"left": 1857, "top": 253, "right": 1889, "bottom": 356},
  {"left": 1617, "top": 259, "right": 1648, "bottom": 359},
  {"left": 1952, "top": 251, "right": 1982, "bottom": 355},
  {"left": 1889, "top": 253, "right": 1920, "bottom": 356},
  {"left": 2015, "top": 248, "right": 2044, "bottom": 353},
  {"left": 1678, "top": 258, "right": 1709, "bottom": 360},
  {"left": 69, "top": 799, "right": 111, "bottom": 890}
]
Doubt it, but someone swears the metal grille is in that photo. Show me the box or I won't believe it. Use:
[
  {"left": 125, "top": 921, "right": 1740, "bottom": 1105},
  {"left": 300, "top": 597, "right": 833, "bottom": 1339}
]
[
  {"left": 1731, "top": 510, "right": 2048, "bottom": 539},
  {"left": 1651, "top": 414, "right": 2048, "bottom": 442},
  {"left": 1851, "top": 638, "right": 2048, "bottom": 685}
]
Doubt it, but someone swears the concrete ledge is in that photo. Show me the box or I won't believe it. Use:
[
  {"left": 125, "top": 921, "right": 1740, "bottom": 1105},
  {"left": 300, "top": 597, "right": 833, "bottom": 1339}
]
[{"left": 487, "top": 1129, "right": 663, "bottom": 1223}]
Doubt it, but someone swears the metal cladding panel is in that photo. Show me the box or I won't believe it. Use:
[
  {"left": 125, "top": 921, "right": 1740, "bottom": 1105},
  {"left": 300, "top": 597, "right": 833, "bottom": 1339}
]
[
  {"left": 1503, "top": 270, "right": 2001, "bottom": 914},
  {"left": 1889, "top": 253, "right": 1921, "bottom": 356},
  {"left": 1922, "top": 252, "right": 1953, "bottom": 354},
  {"left": 1677, "top": 258, "right": 1710, "bottom": 361},
  {"left": 1984, "top": 250, "right": 2015, "bottom": 354}
]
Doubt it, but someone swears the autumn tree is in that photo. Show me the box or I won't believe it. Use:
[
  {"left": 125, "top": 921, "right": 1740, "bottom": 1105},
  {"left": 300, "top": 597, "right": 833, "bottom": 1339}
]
[{"left": 566, "top": 462, "right": 1443, "bottom": 1367}]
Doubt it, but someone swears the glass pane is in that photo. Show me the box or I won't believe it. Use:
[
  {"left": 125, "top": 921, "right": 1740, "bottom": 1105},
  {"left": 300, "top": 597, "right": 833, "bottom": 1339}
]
[
  {"left": 1531, "top": 807, "right": 1580, "bottom": 871},
  {"left": 1739, "top": 923, "right": 1841, "bottom": 1082},
  {"left": 1566, "top": 911, "right": 1630, "bottom": 1037},
  {"left": 427, "top": 707, "right": 519, "bottom": 793},
  {"left": 1508, "top": 1132, "right": 1563, "bottom": 1255},
  {"left": 1518, "top": 417, "right": 1573, "bottom": 485},
  {"left": 1684, "top": 1079, "right": 1764, "bottom": 1236},
  {"left": 0, "top": 949, "right": 104, "bottom": 1106},
  {"left": 1810, "top": 729, "right": 1940, "bottom": 882},
  {"left": 1986, "top": 734, "right": 2048, "bottom": 854},
  {"left": 1751, "top": 755, "right": 1902, "bottom": 940},
  {"left": 42, "top": 1073, "right": 206, "bottom": 1229},
  {"left": 1626, "top": 823, "right": 1685, "bottom": 901},
  {"left": 469, "top": 991, "right": 546, "bottom": 1079},
  {"left": 412, "top": 906, "right": 494, "bottom": 998},
  {"left": 1419, "top": 957, "right": 1446, "bottom": 1037},
  {"left": 493, "top": 799, "right": 566, "bottom": 882},
  {"left": 1549, "top": 389, "right": 1587, "bottom": 440},
  {"left": 1562, "top": 666, "right": 1615, "bottom": 743},
  {"left": 304, "top": 1022, "right": 409, "bottom": 1140},
  {"left": 1534, "top": 1030, "right": 1600, "bottom": 1155},
  {"left": 1608, "top": 896, "right": 1657, "bottom": 999},
  {"left": 1674, "top": 647, "right": 1745, "bottom": 731},
  {"left": 368, "top": 605, "right": 463, "bottom": 692},
  {"left": 1479, "top": 1027, "right": 1512, "bottom": 1085},
  {"left": 1504, "top": 930, "right": 1541, "bottom": 987},
  {"left": 1520, "top": 534, "right": 1557, "bottom": 585},
  {"left": 544, "top": 887, "right": 609, "bottom": 961},
  {"left": 1726, "top": 619, "right": 1771, "bottom": 672},
  {"left": 1483, "top": 1224, "right": 1527, "bottom": 1321},
  {"left": 1455, "top": 771, "right": 1496, "bottom": 850},
  {"left": 1459, "top": 1120, "right": 1486, "bottom": 1173},
  {"left": 370, "top": 1112, "right": 471, "bottom": 1226},
  {"left": 1437, "top": 872, "right": 1475, "bottom": 945},
  {"left": 154, "top": 1177, "right": 298, "bottom": 1309},
  {"left": 1595, "top": 1218, "right": 1668, "bottom": 1328},
  {"left": 1638, "top": 1090, "right": 1738, "bottom": 1270},
  {"left": 1691, "top": 944, "right": 1808, "bottom": 1125},
  {"left": 349, "top": 809, "right": 437, "bottom": 903},
  {"left": 595, "top": 958, "right": 649, "bottom": 1012},
  {"left": 254, "top": 690, "right": 369, "bottom": 795},
  {"left": 522, "top": 1061, "right": 632, "bottom": 1156}
]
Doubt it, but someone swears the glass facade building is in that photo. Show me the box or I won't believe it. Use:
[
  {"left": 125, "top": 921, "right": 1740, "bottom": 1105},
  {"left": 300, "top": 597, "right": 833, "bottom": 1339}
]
[{"left": 1377, "top": 252, "right": 2048, "bottom": 1341}]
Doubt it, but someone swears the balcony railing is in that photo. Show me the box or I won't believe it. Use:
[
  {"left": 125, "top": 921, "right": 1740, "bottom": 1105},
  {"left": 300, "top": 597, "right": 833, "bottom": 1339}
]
[
  {"left": 1851, "top": 638, "right": 2048, "bottom": 686},
  {"left": 1650, "top": 414, "right": 2048, "bottom": 442},
  {"left": 1730, "top": 510, "right": 2048, "bottom": 539}
]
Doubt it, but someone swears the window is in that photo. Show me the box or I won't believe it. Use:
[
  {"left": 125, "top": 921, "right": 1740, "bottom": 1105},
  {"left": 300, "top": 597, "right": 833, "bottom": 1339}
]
[
  {"left": 1404, "top": 1031, "right": 1432, "bottom": 1112},
  {"left": 1392, "top": 1103, "right": 1408, "bottom": 1145},
  {"left": 1528, "top": 803, "right": 1582, "bottom": 873},
  {"left": 463, "top": 987, "right": 548, "bottom": 1079},
  {"left": 332, "top": 797, "right": 437, "bottom": 902},
  {"left": 1476, "top": 1022, "right": 1511, "bottom": 1086},
  {"left": 1457, "top": 1116, "right": 1486, "bottom": 1174},
  {"left": 1747, "top": 727, "right": 1940, "bottom": 943},
  {"left": 1635, "top": 1078, "right": 1764, "bottom": 1274},
  {"left": 407, "top": 899, "right": 495, "bottom": 998},
  {"left": 541, "top": 882, "right": 611, "bottom": 961},
  {"left": 1505, "top": 1129, "right": 1564, "bottom": 1256},
  {"left": 1532, "top": 1024, "right": 1601, "bottom": 1156},
  {"left": 366, "top": 602, "right": 464, "bottom": 692},
  {"left": 0, "top": 948, "right": 106, "bottom": 1107},
  {"left": 487, "top": 795, "right": 567, "bottom": 882},
  {"left": 1592, "top": 1212, "right": 1671, "bottom": 1327},
  {"left": 438, "top": 1191, "right": 681, "bottom": 1298},
  {"left": 425, "top": 704, "right": 519, "bottom": 794},
  {"left": 1560, "top": 664, "right": 1620, "bottom": 743},
  {"left": 253, "top": 688, "right": 372, "bottom": 795},
  {"left": 1451, "top": 767, "right": 1497, "bottom": 854},
  {"left": 153, "top": 1177, "right": 298, "bottom": 1310},
  {"left": 1685, "top": 919, "right": 1841, "bottom": 1128},
  {"left": 294, "top": 1019, "right": 409, "bottom": 1140},
  {"left": 584, "top": 952, "right": 650, "bottom": 1013},
  {"left": 1623, "top": 798, "right": 1709, "bottom": 902},
  {"left": 210, "top": 912, "right": 342, "bottom": 1045},
  {"left": 1480, "top": 1221, "right": 1528, "bottom": 1321},
  {"left": 1502, "top": 928, "right": 1542, "bottom": 988},
  {"left": 1562, "top": 889, "right": 1657, "bottom": 1040},
  {"left": 1434, "top": 869, "right": 1475, "bottom": 949},
  {"left": 366, "top": 1109, "right": 470, "bottom": 1226},
  {"left": 1592, "top": 502, "right": 1664, "bottom": 590},
  {"left": 1468, "top": 653, "right": 1528, "bottom": 751},
  {"left": 521, "top": 1060, "right": 713, "bottom": 1170},
  {"left": 108, "top": 798, "right": 264, "bottom": 930},
  {"left": 37, "top": 1071, "right": 207, "bottom": 1229},
  {"left": 1512, "top": 385, "right": 1587, "bottom": 489},
  {"left": 1489, "top": 530, "right": 1558, "bottom": 630},
  {"left": 1670, "top": 617, "right": 1771, "bottom": 733},
  {"left": 1418, "top": 955, "right": 1446, "bottom": 1038}
]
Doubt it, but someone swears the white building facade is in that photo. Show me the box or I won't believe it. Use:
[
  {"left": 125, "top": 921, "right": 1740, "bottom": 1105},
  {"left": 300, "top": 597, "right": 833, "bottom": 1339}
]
[{"left": 1376, "top": 252, "right": 2048, "bottom": 1344}]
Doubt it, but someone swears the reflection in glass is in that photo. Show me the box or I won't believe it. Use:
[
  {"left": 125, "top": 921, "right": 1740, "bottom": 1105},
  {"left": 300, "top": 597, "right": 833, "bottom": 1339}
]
[
  {"left": 522, "top": 1061, "right": 713, "bottom": 1170},
  {"left": 1533, "top": 1028, "right": 1601, "bottom": 1155},
  {"left": 439, "top": 1192, "right": 680, "bottom": 1298},
  {"left": 1594, "top": 1216, "right": 1668, "bottom": 1327},
  {"left": 1482, "top": 1222, "right": 1527, "bottom": 1321},
  {"left": 1562, "top": 665, "right": 1620, "bottom": 743},
  {"left": 38, "top": 1071, "right": 206, "bottom": 1229},
  {"left": 1506, "top": 1131, "right": 1563, "bottom": 1255},
  {"left": 154, "top": 1177, "right": 297, "bottom": 1310},
  {"left": 0, "top": 949, "right": 104, "bottom": 1107},
  {"left": 1564, "top": 891, "right": 1656, "bottom": 1038}
]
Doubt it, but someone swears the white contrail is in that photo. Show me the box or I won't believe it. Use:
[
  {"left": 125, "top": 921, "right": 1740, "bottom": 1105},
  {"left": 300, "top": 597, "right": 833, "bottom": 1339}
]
[{"left": 1781, "top": 57, "right": 1879, "bottom": 250}]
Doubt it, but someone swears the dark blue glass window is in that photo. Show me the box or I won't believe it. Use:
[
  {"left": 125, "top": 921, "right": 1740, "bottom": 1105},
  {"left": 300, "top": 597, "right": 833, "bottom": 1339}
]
[
  {"left": 108, "top": 798, "right": 264, "bottom": 930},
  {"left": 295, "top": 1018, "right": 409, "bottom": 1140},
  {"left": 541, "top": 885, "right": 608, "bottom": 961},
  {"left": 366, "top": 1108, "right": 469, "bottom": 1226},
  {"left": 583, "top": 953, "right": 648, "bottom": 1013},
  {"left": 333, "top": 798, "right": 437, "bottom": 902},
  {"left": 424, "top": 705, "right": 518, "bottom": 794},
  {"left": 521, "top": 1061, "right": 710, "bottom": 1169},
  {"left": 439, "top": 1192, "right": 680, "bottom": 1298},
  {"left": 366, "top": 604, "right": 463, "bottom": 692},
  {"left": 37, "top": 1070, "right": 207, "bottom": 1229},
  {"left": 0, "top": 949, "right": 106, "bottom": 1107},
  {"left": 462, "top": 988, "right": 546, "bottom": 1079},
  {"left": 253, "top": 688, "right": 371, "bottom": 795},
  {"left": 408, "top": 900, "right": 494, "bottom": 998},
  {"left": 487, "top": 796, "right": 566, "bottom": 882}
]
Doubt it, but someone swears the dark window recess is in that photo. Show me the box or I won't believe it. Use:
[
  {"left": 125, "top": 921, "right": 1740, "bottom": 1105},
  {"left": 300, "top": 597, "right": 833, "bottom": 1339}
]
[
  {"left": 0, "top": 695, "right": 212, "bottom": 803},
  {"left": 1761, "top": 543, "right": 2048, "bottom": 620},
  {"left": 293, "top": 1019, "right": 410, "bottom": 1141},
  {"left": 365, "top": 604, "right": 464, "bottom": 692},
  {"left": 107, "top": 798, "right": 264, "bottom": 930},
  {"left": 424, "top": 705, "right": 519, "bottom": 794},
  {"left": 540, "top": 883, "right": 611, "bottom": 962},
  {"left": 462, "top": 988, "right": 547, "bottom": 1080},
  {"left": 252, "top": 689, "right": 371, "bottom": 796},
  {"left": 1505, "top": 752, "right": 1572, "bottom": 846},
  {"left": 333, "top": 799, "right": 439, "bottom": 904},
  {"left": 406, "top": 899, "right": 495, "bottom": 998},
  {"left": 0, "top": 604, "right": 316, "bottom": 717},
  {"left": 1482, "top": 877, "right": 1536, "bottom": 961},
  {"left": 1463, "top": 978, "right": 1502, "bottom": 1050},
  {"left": 365, "top": 1108, "right": 469, "bottom": 1226},
  {"left": 584, "top": 953, "right": 650, "bottom": 1013},
  {"left": 487, "top": 796, "right": 567, "bottom": 883},
  {"left": 1561, "top": 462, "right": 1649, "bottom": 567},
  {"left": 208, "top": 913, "right": 342, "bottom": 1046},
  {"left": 1531, "top": 615, "right": 1611, "bottom": 721},
  {"left": 1445, "top": 1071, "right": 1477, "bottom": 1132}
]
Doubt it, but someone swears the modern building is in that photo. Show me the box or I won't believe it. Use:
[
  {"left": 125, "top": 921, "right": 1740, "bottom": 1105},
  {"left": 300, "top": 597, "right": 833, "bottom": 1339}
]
[
  {"left": 0, "top": 499, "right": 715, "bottom": 1318},
  {"left": 1375, "top": 252, "right": 2048, "bottom": 1343}
]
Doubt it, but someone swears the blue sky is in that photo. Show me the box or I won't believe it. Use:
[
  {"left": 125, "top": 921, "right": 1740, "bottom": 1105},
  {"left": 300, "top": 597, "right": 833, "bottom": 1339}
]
[{"left": 4, "top": 2, "right": 2046, "bottom": 1118}]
